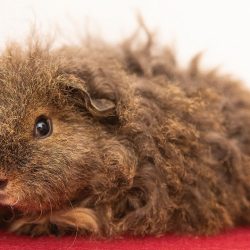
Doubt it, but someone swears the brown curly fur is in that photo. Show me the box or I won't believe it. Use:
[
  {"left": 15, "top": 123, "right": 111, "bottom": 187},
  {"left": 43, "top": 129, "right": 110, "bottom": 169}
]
[{"left": 0, "top": 26, "right": 249, "bottom": 238}]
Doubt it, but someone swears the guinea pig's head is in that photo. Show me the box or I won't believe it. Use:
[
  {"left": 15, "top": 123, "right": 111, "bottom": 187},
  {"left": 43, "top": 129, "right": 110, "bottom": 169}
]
[{"left": 0, "top": 45, "right": 136, "bottom": 213}]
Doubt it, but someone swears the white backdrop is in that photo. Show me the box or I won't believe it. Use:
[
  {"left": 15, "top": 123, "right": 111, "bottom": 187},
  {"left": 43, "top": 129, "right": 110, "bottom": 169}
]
[{"left": 0, "top": 0, "right": 250, "bottom": 86}]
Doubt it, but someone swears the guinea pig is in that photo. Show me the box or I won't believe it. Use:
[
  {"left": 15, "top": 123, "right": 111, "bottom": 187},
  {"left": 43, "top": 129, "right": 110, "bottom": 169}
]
[{"left": 0, "top": 28, "right": 249, "bottom": 238}]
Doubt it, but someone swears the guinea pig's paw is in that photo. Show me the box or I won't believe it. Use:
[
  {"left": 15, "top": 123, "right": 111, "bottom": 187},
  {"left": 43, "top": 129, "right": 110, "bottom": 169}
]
[
  {"left": 17, "top": 223, "right": 51, "bottom": 237},
  {"left": 50, "top": 207, "right": 100, "bottom": 236},
  {"left": 9, "top": 217, "right": 52, "bottom": 237},
  {"left": 8, "top": 208, "right": 101, "bottom": 237}
]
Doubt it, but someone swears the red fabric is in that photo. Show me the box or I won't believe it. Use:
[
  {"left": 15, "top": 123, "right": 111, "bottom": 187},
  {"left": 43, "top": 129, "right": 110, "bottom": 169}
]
[{"left": 0, "top": 228, "right": 249, "bottom": 250}]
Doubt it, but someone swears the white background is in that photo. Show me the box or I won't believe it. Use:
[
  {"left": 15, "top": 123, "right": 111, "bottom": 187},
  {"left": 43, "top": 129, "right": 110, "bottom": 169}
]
[{"left": 0, "top": 0, "right": 250, "bottom": 86}]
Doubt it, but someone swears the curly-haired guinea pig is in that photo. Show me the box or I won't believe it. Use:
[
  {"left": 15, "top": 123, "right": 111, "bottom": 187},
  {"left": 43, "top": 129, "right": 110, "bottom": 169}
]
[{"left": 0, "top": 30, "right": 249, "bottom": 238}]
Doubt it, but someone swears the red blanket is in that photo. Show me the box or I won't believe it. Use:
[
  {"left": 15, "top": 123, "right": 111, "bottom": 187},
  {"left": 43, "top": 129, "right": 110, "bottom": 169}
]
[{"left": 0, "top": 228, "right": 249, "bottom": 250}]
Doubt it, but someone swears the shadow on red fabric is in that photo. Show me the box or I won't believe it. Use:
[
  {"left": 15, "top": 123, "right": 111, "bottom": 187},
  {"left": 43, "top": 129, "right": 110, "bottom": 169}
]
[{"left": 0, "top": 227, "right": 249, "bottom": 250}]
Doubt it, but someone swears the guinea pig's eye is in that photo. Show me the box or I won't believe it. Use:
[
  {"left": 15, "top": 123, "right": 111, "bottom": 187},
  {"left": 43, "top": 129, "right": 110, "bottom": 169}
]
[{"left": 34, "top": 115, "right": 52, "bottom": 139}]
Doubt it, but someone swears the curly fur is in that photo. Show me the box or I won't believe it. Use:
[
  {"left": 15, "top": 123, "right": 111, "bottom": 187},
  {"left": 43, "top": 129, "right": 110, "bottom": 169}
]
[{"left": 0, "top": 26, "right": 249, "bottom": 238}]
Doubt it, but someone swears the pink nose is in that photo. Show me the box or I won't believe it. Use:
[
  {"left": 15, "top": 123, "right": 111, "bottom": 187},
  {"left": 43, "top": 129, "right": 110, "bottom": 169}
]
[{"left": 0, "top": 179, "right": 8, "bottom": 190}]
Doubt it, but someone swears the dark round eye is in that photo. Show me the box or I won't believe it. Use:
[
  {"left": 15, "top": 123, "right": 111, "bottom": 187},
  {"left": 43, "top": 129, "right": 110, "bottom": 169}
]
[{"left": 34, "top": 116, "right": 52, "bottom": 138}]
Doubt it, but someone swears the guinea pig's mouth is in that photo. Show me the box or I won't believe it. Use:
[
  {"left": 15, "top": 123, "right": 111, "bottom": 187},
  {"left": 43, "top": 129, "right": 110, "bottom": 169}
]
[
  {"left": 0, "top": 189, "right": 58, "bottom": 213},
  {"left": 0, "top": 180, "right": 75, "bottom": 213}
]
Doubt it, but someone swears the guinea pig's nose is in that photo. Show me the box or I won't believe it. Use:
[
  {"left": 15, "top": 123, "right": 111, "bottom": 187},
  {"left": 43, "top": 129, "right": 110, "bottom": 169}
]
[{"left": 0, "top": 179, "right": 8, "bottom": 190}]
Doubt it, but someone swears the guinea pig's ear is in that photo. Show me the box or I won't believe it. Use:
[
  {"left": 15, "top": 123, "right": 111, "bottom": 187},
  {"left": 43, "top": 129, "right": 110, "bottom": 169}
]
[{"left": 62, "top": 77, "right": 116, "bottom": 118}]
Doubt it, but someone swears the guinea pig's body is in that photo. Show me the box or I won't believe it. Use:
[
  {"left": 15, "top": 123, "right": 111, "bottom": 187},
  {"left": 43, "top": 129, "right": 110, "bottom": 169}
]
[{"left": 0, "top": 34, "right": 249, "bottom": 237}]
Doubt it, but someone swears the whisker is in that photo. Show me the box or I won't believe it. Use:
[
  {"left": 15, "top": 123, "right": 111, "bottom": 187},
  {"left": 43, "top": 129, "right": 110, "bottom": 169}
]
[
  {"left": 33, "top": 199, "right": 43, "bottom": 222},
  {"left": 67, "top": 217, "right": 79, "bottom": 249},
  {"left": 65, "top": 193, "right": 79, "bottom": 249},
  {"left": 65, "top": 193, "right": 74, "bottom": 210},
  {"left": 11, "top": 195, "right": 20, "bottom": 206},
  {"left": 48, "top": 197, "right": 53, "bottom": 218}
]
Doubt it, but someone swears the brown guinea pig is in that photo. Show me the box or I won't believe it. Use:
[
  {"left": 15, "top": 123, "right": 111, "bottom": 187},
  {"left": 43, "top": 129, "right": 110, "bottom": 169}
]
[{"left": 0, "top": 28, "right": 249, "bottom": 238}]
